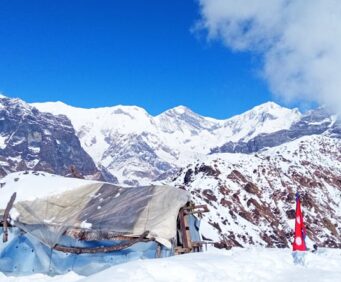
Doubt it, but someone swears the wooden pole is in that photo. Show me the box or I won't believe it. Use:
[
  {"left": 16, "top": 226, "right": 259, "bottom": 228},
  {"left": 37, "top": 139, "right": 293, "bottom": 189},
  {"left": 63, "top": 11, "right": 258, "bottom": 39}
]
[
  {"left": 53, "top": 231, "right": 150, "bottom": 254},
  {"left": 3, "top": 192, "right": 16, "bottom": 243}
]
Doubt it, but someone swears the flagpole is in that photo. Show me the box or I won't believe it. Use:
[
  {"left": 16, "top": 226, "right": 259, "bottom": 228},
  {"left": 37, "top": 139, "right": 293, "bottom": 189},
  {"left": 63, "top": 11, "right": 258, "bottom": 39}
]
[{"left": 292, "top": 192, "right": 306, "bottom": 265}]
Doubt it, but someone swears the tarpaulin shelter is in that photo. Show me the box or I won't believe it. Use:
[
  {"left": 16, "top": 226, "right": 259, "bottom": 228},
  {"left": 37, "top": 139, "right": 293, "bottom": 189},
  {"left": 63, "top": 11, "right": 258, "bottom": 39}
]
[
  {"left": 0, "top": 182, "right": 205, "bottom": 276},
  {"left": 13, "top": 183, "right": 190, "bottom": 249}
]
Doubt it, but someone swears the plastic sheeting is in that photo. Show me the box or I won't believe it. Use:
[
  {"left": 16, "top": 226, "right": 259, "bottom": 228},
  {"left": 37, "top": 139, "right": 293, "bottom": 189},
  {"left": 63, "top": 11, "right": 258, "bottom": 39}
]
[
  {"left": 13, "top": 183, "right": 190, "bottom": 248},
  {"left": 0, "top": 215, "right": 201, "bottom": 276},
  {"left": 0, "top": 227, "right": 172, "bottom": 276}
]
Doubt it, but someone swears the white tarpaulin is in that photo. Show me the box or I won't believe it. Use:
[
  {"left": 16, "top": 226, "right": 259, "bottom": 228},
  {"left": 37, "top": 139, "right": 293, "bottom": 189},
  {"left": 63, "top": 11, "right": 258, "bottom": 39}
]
[{"left": 13, "top": 183, "right": 190, "bottom": 248}]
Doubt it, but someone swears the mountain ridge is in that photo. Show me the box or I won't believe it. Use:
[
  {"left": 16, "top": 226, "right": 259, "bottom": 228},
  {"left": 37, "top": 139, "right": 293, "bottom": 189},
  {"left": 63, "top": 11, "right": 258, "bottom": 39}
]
[
  {"left": 0, "top": 95, "right": 340, "bottom": 249},
  {"left": 0, "top": 96, "right": 114, "bottom": 182},
  {"left": 169, "top": 135, "right": 341, "bottom": 248},
  {"left": 32, "top": 100, "right": 301, "bottom": 185}
]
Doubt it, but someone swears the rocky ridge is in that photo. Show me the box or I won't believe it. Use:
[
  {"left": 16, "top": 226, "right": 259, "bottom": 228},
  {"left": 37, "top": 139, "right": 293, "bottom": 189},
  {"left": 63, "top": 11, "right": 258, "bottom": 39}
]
[
  {"left": 0, "top": 96, "right": 114, "bottom": 181},
  {"left": 33, "top": 101, "right": 301, "bottom": 185},
  {"left": 170, "top": 135, "right": 341, "bottom": 248},
  {"left": 212, "top": 108, "right": 340, "bottom": 154}
]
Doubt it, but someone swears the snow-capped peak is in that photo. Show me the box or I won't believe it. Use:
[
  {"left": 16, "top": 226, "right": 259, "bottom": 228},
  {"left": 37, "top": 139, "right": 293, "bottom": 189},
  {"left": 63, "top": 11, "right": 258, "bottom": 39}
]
[
  {"left": 31, "top": 100, "right": 304, "bottom": 185},
  {"left": 32, "top": 101, "right": 150, "bottom": 116},
  {"left": 252, "top": 101, "right": 283, "bottom": 110},
  {"left": 0, "top": 95, "right": 35, "bottom": 115},
  {"left": 161, "top": 105, "right": 194, "bottom": 116},
  {"left": 233, "top": 101, "right": 300, "bottom": 122},
  {"left": 217, "top": 101, "right": 302, "bottom": 142}
]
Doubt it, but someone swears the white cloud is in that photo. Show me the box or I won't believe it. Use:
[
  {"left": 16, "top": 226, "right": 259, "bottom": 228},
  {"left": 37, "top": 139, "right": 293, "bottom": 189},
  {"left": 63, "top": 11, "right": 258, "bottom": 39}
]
[{"left": 197, "top": 0, "right": 341, "bottom": 113}]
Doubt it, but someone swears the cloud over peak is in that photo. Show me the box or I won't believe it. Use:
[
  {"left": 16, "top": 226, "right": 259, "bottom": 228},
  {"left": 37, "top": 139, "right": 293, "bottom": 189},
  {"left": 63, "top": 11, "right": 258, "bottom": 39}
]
[{"left": 197, "top": 0, "right": 341, "bottom": 113}]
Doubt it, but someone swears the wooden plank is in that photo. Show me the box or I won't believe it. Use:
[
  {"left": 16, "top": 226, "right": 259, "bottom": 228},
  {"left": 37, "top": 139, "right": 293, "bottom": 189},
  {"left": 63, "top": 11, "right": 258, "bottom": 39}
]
[
  {"left": 64, "top": 228, "right": 151, "bottom": 242},
  {"left": 2, "top": 192, "right": 16, "bottom": 243},
  {"left": 178, "top": 209, "right": 188, "bottom": 249},
  {"left": 53, "top": 231, "right": 150, "bottom": 254}
]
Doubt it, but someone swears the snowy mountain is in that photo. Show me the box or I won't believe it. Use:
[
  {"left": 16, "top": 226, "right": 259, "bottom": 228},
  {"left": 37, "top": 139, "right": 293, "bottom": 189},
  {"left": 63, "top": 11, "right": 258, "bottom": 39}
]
[
  {"left": 32, "top": 101, "right": 301, "bottom": 185},
  {"left": 170, "top": 135, "right": 341, "bottom": 248},
  {"left": 0, "top": 95, "right": 340, "bottom": 253},
  {"left": 212, "top": 107, "right": 340, "bottom": 154},
  {"left": 0, "top": 96, "right": 110, "bottom": 181}
]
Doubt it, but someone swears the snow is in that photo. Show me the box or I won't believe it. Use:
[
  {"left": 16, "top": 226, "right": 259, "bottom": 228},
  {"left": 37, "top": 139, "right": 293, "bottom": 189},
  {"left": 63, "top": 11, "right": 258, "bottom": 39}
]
[
  {"left": 11, "top": 138, "right": 25, "bottom": 146},
  {"left": 28, "top": 146, "right": 40, "bottom": 154},
  {"left": 170, "top": 105, "right": 188, "bottom": 115},
  {"left": 25, "top": 159, "right": 40, "bottom": 169},
  {"left": 215, "top": 102, "right": 301, "bottom": 142},
  {"left": 81, "top": 248, "right": 341, "bottom": 282},
  {"left": 1, "top": 248, "right": 340, "bottom": 282},
  {"left": 0, "top": 135, "right": 7, "bottom": 150},
  {"left": 80, "top": 220, "right": 92, "bottom": 229},
  {"left": 32, "top": 101, "right": 301, "bottom": 185},
  {"left": 169, "top": 135, "right": 341, "bottom": 248},
  {"left": 0, "top": 272, "right": 82, "bottom": 282},
  {"left": 0, "top": 171, "right": 99, "bottom": 210},
  {"left": 33, "top": 101, "right": 297, "bottom": 159},
  {"left": 8, "top": 208, "right": 20, "bottom": 221}
]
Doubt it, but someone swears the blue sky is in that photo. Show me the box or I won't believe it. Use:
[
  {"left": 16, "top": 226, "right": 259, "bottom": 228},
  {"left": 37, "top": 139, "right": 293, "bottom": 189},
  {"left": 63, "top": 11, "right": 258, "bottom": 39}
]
[{"left": 0, "top": 0, "right": 277, "bottom": 119}]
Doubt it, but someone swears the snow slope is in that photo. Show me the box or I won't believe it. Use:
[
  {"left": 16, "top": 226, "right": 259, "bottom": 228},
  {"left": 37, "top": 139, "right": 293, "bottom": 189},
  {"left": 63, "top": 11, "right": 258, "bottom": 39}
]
[
  {"left": 32, "top": 101, "right": 301, "bottom": 185},
  {"left": 0, "top": 272, "right": 82, "bottom": 282},
  {"left": 1, "top": 248, "right": 341, "bottom": 282},
  {"left": 81, "top": 248, "right": 341, "bottom": 282},
  {"left": 169, "top": 135, "right": 341, "bottom": 248},
  {"left": 0, "top": 171, "right": 98, "bottom": 211}
]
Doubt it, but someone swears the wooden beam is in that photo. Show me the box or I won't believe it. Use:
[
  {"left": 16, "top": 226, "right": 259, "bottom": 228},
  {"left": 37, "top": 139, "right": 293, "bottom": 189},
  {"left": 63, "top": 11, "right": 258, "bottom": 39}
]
[
  {"left": 53, "top": 231, "right": 150, "bottom": 254},
  {"left": 64, "top": 228, "right": 151, "bottom": 242},
  {"left": 2, "top": 192, "right": 16, "bottom": 243}
]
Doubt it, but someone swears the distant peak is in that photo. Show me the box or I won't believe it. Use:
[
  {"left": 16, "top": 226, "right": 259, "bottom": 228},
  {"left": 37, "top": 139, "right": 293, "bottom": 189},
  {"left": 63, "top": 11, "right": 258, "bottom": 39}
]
[
  {"left": 114, "top": 104, "right": 147, "bottom": 112},
  {"left": 161, "top": 105, "right": 195, "bottom": 116},
  {"left": 172, "top": 105, "right": 191, "bottom": 114},
  {"left": 246, "top": 101, "right": 301, "bottom": 116},
  {"left": 253, "top": 101, "right": 282, "bottom": 110},
  {"left": 33, "top": 101, "right": 79, "bottom": 109},
  {"left": 0, "top": 95, "right": 31, "bottom": 109},
  {"left": 111, "top": 105, "right": 151, "bottom": 117}
]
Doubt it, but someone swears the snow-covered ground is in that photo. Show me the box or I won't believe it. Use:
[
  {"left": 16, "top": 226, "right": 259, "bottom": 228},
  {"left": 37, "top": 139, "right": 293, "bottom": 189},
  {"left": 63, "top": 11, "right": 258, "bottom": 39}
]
[
  {"left": 0, "top": 272, "right": 81, "bottom": 282},
  {"left": 1, "top": 248, "right": 341, "bottom": 282},
  {"left": 1, "top": 173, "right": 340, "bottom": 281},
  {"left": 0, "top": 171, "right": 98, "bottom": 210}
]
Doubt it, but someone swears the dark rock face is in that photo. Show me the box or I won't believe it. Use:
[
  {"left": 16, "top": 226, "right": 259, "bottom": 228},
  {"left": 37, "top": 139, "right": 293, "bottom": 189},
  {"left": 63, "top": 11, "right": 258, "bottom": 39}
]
[
  {"left": 212, "top": 108, "right": 340, "bottom": 154},
  {"left": 97, "top": 165, "right": 118, "bottom": 184},
  {"left": 184, "top": 169, "right": 193, "bottom": 185},
  {"left": 0, "top": 97, "right": 106, "bottom": 179}
]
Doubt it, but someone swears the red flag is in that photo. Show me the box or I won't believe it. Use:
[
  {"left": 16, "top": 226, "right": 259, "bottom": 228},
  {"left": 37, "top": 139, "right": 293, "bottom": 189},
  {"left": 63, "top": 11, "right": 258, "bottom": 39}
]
[{"left": 293, "top": 193, "right": 307, "bottom": 251}]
